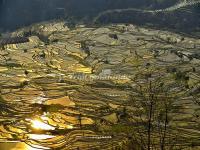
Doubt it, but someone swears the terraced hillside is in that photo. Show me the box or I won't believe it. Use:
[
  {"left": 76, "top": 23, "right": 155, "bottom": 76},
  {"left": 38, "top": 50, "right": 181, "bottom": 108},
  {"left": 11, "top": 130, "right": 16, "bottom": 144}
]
[{"left": 0, "top": 22, "right": 200, "bottom": 149}]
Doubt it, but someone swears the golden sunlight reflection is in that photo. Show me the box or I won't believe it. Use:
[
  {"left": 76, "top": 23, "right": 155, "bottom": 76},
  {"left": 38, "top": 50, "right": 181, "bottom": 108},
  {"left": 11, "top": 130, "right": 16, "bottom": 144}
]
[
  {"left": 66, "top": 124, "right": 74, "bottom": 129},
  {"left": 24, "top": 143, "right": 50, "bottom": 150},
  {"left": 31, "top": 120, "right": 55, "bottom": 130},
  {"left": 0, "top": 142, "right": 50, "bottom": 150},
  {"left": 28, "top": 134, "right": 55, "bottom": 140}
]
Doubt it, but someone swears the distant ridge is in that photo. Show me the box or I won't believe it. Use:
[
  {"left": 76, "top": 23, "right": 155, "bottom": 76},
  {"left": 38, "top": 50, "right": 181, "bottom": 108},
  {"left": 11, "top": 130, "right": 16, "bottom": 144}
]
[{"left": 93, "top": 0, "right": 200, "bottom": 23}]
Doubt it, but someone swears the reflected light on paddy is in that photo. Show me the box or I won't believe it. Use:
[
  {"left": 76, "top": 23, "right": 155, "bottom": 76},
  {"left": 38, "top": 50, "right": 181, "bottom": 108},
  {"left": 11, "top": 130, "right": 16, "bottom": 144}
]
[
  {"left": 66, "top": 124, "right": 74, "bottom": 129},
  {"left": 0, "top": 142, "right": 50, "bottom": 150},
  {"left": 23, "top": 144, "right": 50, "bottom": 150},
  {"left": 28, "top": 134, "right": 55, "bottom": 140},
  {"left": 31, "top": 120, "right": 55, "bottom": 130},
  {"left": 34, "top": 96, "right": 48, "bottom": 104}
]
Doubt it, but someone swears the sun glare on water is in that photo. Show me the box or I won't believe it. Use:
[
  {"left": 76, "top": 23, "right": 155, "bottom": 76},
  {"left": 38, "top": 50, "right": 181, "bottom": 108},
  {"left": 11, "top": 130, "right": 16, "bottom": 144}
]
[
  {"left": 31, "top": 120, "right": 55, "bottom": 130},
  {"left": 28, "top": 134, "right": 55, "bottom": 140}
]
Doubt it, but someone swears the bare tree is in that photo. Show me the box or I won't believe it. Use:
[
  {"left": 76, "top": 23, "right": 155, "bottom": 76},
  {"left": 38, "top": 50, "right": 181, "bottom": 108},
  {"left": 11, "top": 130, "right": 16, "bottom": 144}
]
[{"left": 129, "top": 66, "right": 184, "bottom": 150}]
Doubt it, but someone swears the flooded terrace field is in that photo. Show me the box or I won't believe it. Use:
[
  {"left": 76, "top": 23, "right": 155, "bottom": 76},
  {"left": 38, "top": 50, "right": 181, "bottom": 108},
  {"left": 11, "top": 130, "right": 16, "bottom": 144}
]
[{"left": 0, "top": 22, "right": 200, "bottom": 149}]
